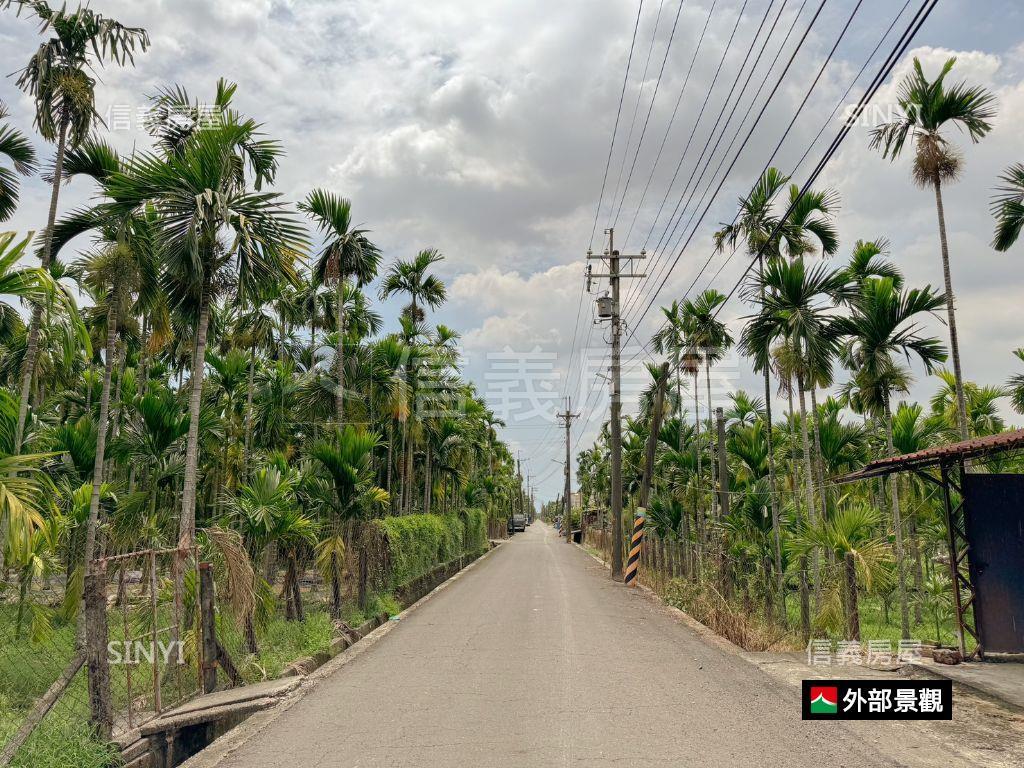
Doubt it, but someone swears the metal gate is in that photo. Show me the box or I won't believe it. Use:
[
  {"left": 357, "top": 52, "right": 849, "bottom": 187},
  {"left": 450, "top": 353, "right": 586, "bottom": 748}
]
[{"left": 963, "top": 474, "right": 1024, "bottom": 654}]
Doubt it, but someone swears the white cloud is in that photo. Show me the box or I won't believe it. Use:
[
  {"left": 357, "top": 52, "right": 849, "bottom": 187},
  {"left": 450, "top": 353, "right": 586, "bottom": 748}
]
[{"left": 2, "top": 3, "right": 1022, "bottom": 497}]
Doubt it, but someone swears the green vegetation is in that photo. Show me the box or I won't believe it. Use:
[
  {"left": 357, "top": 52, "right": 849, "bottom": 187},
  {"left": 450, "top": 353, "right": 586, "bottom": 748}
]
[
  {"left": 575, "top": 57, "right": 1019, "bottom": 653},
  {"left": 374, "top": 509, "right": 489, "bottom": 590},
  {"left": 0, "top": 3, "right": 527, "bottom": 761}
]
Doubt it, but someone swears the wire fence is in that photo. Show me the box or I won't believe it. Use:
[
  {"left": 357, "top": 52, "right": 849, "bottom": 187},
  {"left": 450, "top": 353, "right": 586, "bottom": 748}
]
[
  {"left": 1, "top": 512, "right": 504, "bottom": 766},
  {"left": 0, "top": 547, "right": 201, "bottom": 767}
]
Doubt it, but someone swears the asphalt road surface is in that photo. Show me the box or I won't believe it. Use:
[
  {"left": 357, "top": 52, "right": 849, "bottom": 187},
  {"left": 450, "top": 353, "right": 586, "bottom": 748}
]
[{"left": 213, "top": 522, "right": 959, "bottom": 767}]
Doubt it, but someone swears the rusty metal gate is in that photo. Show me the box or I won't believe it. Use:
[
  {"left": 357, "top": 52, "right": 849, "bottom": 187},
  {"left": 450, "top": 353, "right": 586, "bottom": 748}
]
[{"left": 963, "top": 474, "right": 1024, "bottom": 654}]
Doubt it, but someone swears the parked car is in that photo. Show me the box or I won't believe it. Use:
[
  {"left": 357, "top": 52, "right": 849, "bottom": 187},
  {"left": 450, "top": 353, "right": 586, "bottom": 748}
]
[{"left": 511, "top": 513, "right": 527, "bottom": 532}]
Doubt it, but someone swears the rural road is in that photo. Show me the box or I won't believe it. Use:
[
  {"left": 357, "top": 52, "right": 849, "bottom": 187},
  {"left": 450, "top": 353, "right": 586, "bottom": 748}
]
[{"left": 210, "top": 522, "right": 968, "bottom": 767}]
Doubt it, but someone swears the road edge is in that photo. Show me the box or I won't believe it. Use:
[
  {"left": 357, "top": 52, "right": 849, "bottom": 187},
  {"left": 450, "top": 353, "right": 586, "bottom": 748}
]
[
  {"left": 179, "top": 540, "right": 506, "bottom": 768},
  {"left": 573, "top": 541, "right": 748, "bottom": 659}
]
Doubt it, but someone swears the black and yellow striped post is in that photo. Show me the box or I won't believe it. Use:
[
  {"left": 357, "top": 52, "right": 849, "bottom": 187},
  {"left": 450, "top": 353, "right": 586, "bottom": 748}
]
[{"left": 623, "top": 508, "right": 646, "bottom": 586}]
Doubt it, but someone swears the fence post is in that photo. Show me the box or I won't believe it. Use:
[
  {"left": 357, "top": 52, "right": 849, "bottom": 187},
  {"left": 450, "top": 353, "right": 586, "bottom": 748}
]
[
  {"left": 199, "top": 563, "right": 218, "bottom": 695},
  {"left": 150, "top": 550, "right": 163, "bottom": 714},
  {"left": 84, "top": 568, "right": 113, "bottom": 739},
  {"left": 358, "top": 546, "right": 369, "bottom": 611}
]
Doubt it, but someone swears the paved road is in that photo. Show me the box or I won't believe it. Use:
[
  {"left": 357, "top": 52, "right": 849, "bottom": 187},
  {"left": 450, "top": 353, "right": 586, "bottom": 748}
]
[{"left": 214, "top": 523, "right": 940, "bottom": 767}]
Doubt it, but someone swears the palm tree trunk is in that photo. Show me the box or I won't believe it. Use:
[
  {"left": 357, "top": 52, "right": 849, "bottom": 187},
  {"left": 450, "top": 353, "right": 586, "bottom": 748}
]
[
  {"left": 884, "top": 399, "right": 911, "bottom": 639},
  {"left": 310, "top": 300, "right": 317, "bottom": 352},
  {"left": 932, "top": 178, "right": 969, "bottom": 442},
  {"left": 763, "top": 364, "right": 785, "bottom": 625},
  {"left": 335, "top": 279, "right": 345, "bottom": 424},
  {"left": 399, "top": 418, "right": 408, "bottom": 514},
  {"left": 244, "top": 611, "right": 258, "bottom": 655},
  {"left": 692, "top": 372, "right": 702, "bottom": 534},
  {"left": 385, "top": 424, "right": 393, "bottom": 500},
  {"left": 181, "top": 279, "right": 212, "bottom": 549},
  {"left": 288, "top": 552, "right": 304, "bottom": 622},
  {"left": 108, "top": 342, "right": 127, "bottom": 448},
  {"left": 283, "top": 554, "right": 296, "bottom": 621},
  {"left": 674, "top": 351, "right": 683, "bottom": 453},
  {"left": 705, "top": 362, "right": 718, "bottom": 520},
  {"left": 908, "top": 499, "right": 923, "bottom": 624},
  {"left": 14, "top": 120, "right": 68, "bottom": 454},
  {"left": 809, "top": 386, "right": 828, "bottom": 520},
  {"left": 407, "top": 427, "right": 416, "bottom": 515},
  {"left": 242, "top": 342, "right": 257, "bottom": 472},
  {"left": 796, "top": 371, "right": 820, "bottom": 606},
  {"left": 423, "top": 443, "right": 432, "bottom": 516},
  {"left": 799, "top": 556, "right": 811, "bottom": 642},
  {"left": 844, "top": 551, "right": 860, "bottom": 641},
  {"left": 796, "top": 377, "right": 816, "bottom": 523},
  {"left": 83, "top": 307, "right": 119, "bottom": 571},
  {"left": 330, "top": 552, "right": 342, "bottom": 619}
]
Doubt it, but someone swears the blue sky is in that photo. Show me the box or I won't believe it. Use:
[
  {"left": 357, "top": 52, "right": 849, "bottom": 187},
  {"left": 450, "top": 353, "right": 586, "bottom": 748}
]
[{"left": 1, "top": 0, "right": 1022, "bottom": 501}]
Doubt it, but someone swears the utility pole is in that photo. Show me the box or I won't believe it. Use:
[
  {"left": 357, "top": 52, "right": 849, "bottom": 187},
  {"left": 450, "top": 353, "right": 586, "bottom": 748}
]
[
  {"left": 525, "top": 473, "right": 531, "bottom": 523},
  {"left": 515, "top": 454, "right": 524, "bottom": 534},
  {"left": 589, "top": 228, "right": 645, "bottom": 581},
  {"left": 558, "top": 397, "right": 580, "bottom": 544}
]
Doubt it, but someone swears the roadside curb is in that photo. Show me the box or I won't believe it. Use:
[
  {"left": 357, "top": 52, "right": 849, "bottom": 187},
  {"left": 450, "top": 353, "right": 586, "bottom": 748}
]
[{"left": 179, "top": 540, "right": 505, "bottom": 768}]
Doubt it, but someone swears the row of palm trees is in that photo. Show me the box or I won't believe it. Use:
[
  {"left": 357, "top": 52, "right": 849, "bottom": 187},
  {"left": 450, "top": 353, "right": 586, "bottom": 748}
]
[
  {"left": 0, "top": 0, "right": 525, "bottom": 741},
  {"left": 577, "top": 56, "right": 1023, "bottom": 642}
]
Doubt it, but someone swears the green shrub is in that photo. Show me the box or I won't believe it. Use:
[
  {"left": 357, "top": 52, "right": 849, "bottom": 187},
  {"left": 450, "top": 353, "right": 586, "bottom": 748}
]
[
  {"left": 374, "top": 512, "right": 487, "bottom": 590},
  {"left": 462, "top": 508, "right": 488, "bottom": 551}
]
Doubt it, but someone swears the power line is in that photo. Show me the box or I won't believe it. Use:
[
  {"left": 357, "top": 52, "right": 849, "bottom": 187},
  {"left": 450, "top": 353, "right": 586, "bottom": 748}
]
[
  {"left": 622, "top": 0, "right": 934, "bottom": 370},
  {"left": 574, "top": 0, "right": 935, "bottom": 481},
  {"left": 577, "top": 0, "right": 753, "bottom": 450},
  {"left": 709, "top": 0, "right": 940, "bottom": 322},
  {"left": 617, "top": 0, "right": 833, "bottom": 347},
  {"left": 697, "top": 0, "right": 914, "bottom": 299},
  {"left": 588, "top": 0, "right": 646, "bottom": 252},
  {"left": 620, "top": 0, "right": 719, "bottom": 247},
  {"left": 587, "top": 0, "right": 799, "bottom": 448},
  {"left": 643, "top": 0, "right": 786, "bottom": 264},
  {"left": 605, "top": 0, "right": 668, "bottom": 233},
  {"left": 634, "top": 0, "right": 752, "bottom": 258},
  {"left": 624, "top": 0, "right": 803, "bottom": 314},
  {"left": 569, "top": 0, "right": 645, "bottom": 457},
  {"left": 610, "top": 0, "right": 688, "bottom": 229}
]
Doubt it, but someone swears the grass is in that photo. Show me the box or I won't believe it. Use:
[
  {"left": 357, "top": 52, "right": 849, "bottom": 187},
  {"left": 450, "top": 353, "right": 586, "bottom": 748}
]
[
  {"left": 0, "top": 604, "right": 117, "bottom": 768},
  {"left": 778, "top": 592, "right": 958, "bottom": 648},
  {"left": 1, "top": 524, "right": 465, "bottom": 766},
  {"left": 225, "top": 610, "right": 337, "bottom": 681},
  {"left": 0, "top": 709, "right": 120, "bottom": 768},
  {"left": 0, "top": 590, "right": 402, "bottom": 767}
]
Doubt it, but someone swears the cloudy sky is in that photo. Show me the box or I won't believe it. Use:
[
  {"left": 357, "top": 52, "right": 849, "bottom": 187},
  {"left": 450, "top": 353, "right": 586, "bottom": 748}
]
[{"left": 2, "top": 0, "right": 1022, "bottom": 501}]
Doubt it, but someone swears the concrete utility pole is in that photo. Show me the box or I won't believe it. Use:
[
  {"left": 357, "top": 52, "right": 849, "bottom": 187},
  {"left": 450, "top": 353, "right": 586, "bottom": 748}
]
[
  {"left": 558, "top": 397, "right": 580, "bottom": 543},
  {"left": 525, "top": 473, "right": 531, "bottom": 522},
  {"left": 588, "top": 228, "right": 645, "bottom": 581},
  {"left": 515, "top": 454, "right": 524, "bottom": 534}
]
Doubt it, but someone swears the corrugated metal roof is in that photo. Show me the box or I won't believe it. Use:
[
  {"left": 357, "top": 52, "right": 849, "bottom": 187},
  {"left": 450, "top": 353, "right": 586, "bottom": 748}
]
[{"left": 835, "top": 428, "right": 1024, "bottom": 483}]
